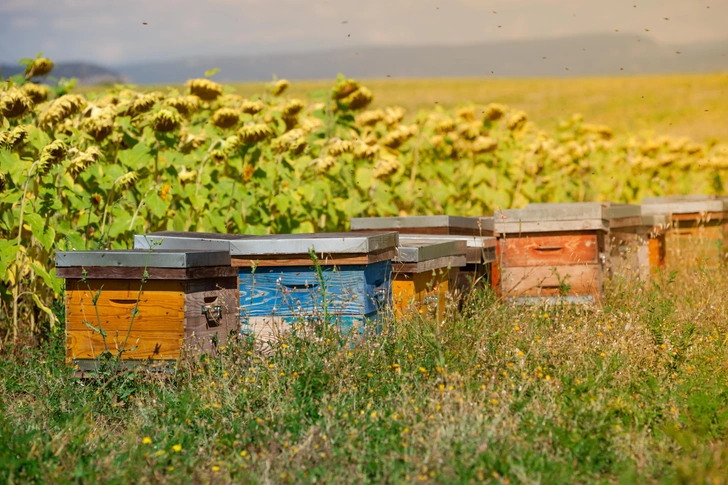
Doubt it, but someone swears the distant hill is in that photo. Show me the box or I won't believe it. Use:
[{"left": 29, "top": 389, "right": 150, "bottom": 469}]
[
  {"left": 0, "top": 62, "right": 126, "bottom": 85},
  {"left": 114, "top": 33, "right": 728, "bottom": 84},
  {"left": 2, "top": 34, "right": 726, "bottom": 86}
]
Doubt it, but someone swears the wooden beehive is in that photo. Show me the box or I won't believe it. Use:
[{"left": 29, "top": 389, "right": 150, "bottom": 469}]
[
  {"left": 351, "top": 215, "right": 494, "bottom": 291},
  {"left": 398, "top": 234, "right": 496, "bottom": 293},
  {"left": 607, "top": 213, "right": 667, "bottom": 279},
  {"left": 527, "top": 203, "right": 653, "bottom": 280},
  {"left": 392, "top": 240, "right": 467, "bottom": 320},
  {"left": 56, "top": 250, "right": 239, "bottom": 375},
  {"left": 641, "top": 195, "right": 728, "bottom": 267},
  {"left": 229, "top": 232, "right": 397, "bottom": 341},
  {"left": 483, "top": 204, "right": 614, "bottom": 304}
]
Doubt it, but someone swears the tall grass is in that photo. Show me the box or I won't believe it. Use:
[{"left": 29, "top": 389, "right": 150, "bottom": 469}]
[{"left": 2, "top": 267, "right": 728, "bottom": 483}]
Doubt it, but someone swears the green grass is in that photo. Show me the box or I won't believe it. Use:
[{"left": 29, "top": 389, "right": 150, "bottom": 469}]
[{"left": 3, "top": 267, "right": 728, "bottom": 483}]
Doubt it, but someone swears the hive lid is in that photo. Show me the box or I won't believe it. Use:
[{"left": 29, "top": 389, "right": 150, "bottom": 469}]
[
  {"left": 641, "top": 195, "right": 728, "bottom": 215},
  {"left": 228, "top": 232, "right": 399, "bottom": 256},
  {"left": 55, "top": 249, "right": 231, "bottom": 268},
  {"left": 350, "top": 215, "right": 483, "bottom": 231},
  {"left": 524, "top": 202, "right": 641, "bottom": 220},
  {"left": 395, "top": 240, "right": 467, "bottom": 263},
  {"left": 398, "top": 234, "right": 497, "bottom": 249},
  {"left": 134, "top": 231, "right": 250, "bottom": 251},
  {"left": 483, "top": 204, "right": 611, "bottom": 234}
]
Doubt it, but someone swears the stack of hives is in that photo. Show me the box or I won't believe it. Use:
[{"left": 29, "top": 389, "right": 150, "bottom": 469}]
[{"left": 57, "top": 195, "right": 727, "bottom": 374}]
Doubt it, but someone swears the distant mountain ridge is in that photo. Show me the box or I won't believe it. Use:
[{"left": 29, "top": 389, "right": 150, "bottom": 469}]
[
  {"left": 3, "top": 33, "right": 727, "bottom": 85},
  {"left": 0, "top": 62, "right": 126, "bottom": 85}
]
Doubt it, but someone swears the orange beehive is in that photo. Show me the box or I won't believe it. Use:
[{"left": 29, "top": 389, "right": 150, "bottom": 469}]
[
  {"left": 641, "top": 195, "right": 728, "bottom": 268},
  {"left": 391, "top": 240, "right": 467, "bottom": 320},
  {"left": 483, "top": 204, "right": 630, "bottom": 304},
  {"left": 56, "top": 250, "right": 239, "bottom": 375}
]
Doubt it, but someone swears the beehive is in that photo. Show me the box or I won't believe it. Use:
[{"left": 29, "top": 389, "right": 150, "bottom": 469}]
[
  {"left": 350, "top": 215, "right": 485, "bottom": 236},
  {"left": 483, "top": 204, "right": 616, "bottom": 304},
  {"left": 351, "top": 215, "right": 493, "bottom": 291},
  {"left": 641, "top": 195, "right": 728, "bottom": 267},
  {"left": 392, "top": 240, "right": 467, "bottom": 320},
  {"left": 398, "top": 234, "right": 496, "bottom": 293},
  {"left": 526, "top": 203, "right": 653, "bottom": 280},
  {"left": 136, "top": 231, "right": 398, "bottom": 345},
  {"left": 56, "top": 250, "right": 239, "bottom": 375},
  {"left": 607, "top": 214, "right": 667, "bottom": 279}
]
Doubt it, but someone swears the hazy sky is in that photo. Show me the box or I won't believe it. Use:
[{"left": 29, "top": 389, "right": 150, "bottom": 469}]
[{"left": 1, "top": 0, "right": 726, "bottom": 65}]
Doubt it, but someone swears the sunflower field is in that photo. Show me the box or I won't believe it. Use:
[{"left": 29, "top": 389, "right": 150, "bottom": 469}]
[{"left": 1, "top": 58, "right": 728, "bottom": 341}]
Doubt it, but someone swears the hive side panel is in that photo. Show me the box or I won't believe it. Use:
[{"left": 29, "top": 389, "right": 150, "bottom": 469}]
[
  {"left": 500, "top": 265, "right": 602, "bottom": 298},
  {"left": 65, "top": 279, "right": 185, "bottom": 362},
  {"left": 183, "top": 277, "right": 239, "bottom": 354},
  {"left": 500, "top": 234, "right": 600, "bottom": 267}
]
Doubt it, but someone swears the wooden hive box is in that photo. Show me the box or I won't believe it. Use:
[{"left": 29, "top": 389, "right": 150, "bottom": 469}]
[
  {"left": 607, "top": 213, "right": 667, "bottom": 279},
  {"left": 527, "top": 203, "right": 658, "bottom": 280},
  {"left": 230, "top": 232, "right": 397, "bottom": 342},
  {"left": 392, "top": 240, "right": 467, "bottom": 320},
  {"left": 641, "top": 195, "right": 728, "bottom": 267},
  {"left": 398, "top": 234, "right": 496, "bottom": 293},
  {"left": 351, "top": 215, "right": 494, "bottom": 290},
  {"left": 483, "top": 204, "right": 613, "bottom": 304},
  {"left": 56, "top": 249, "right": 239, "bottom": 375}
]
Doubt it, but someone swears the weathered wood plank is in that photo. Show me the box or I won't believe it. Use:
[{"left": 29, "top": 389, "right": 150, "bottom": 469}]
[
  {"left": 57, "top": 266, "right": 238, "bottom": 280},
  {"left": 239, "top": 260, "right": 391, "bottom": 317},
  {"left": 485, "top": 219, "right": 608, "bottom": 235},
  {"left": 392, "top": 270, "right": 453, "bottom": 320},
  {"left": 500, "top": 264, "right": 602, "bottom": 297},
  {"left": 65, "top": 279, "right": 185, "bottom": 362},
  {"left": 67, "top": 331, "right": 184, "bottom": 360},
  {"left": 183, "top": 278, "right": 239, "bottom": 353},
  {"left": 499, "top": 234, "right": 600, "bottom": 267},
  {"left": 231, "top": 249, "right": 395, "bottom": 267},
  {"left": 392, "top": 255, "right": 467, "bottom": 274}
]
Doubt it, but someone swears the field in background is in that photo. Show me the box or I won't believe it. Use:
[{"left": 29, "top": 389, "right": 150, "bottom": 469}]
[{"left": 222, "top": 73, "right": 728, "bottom": 143}]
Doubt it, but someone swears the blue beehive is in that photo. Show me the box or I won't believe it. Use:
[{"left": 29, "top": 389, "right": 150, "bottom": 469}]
[{"left": 229, "top": 232, "right": 397, "bottom": 340}]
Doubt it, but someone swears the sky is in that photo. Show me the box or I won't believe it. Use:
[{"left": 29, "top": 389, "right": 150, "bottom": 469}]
[{"left": 1, "top": 0, "right": 726, "bottom": 66}]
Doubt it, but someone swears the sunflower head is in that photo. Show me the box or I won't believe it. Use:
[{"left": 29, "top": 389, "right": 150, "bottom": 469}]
[
  {"left": 332, "top": 79, "right": 360, "bottom": 101},
  {"left": 483, "top": 103, "right": 507, "bottom": 122},
  {"left": 38, "top": 140, "right": 67, "bottom": 176},
  {"left": 238, "top": 123, "right": 274, "bottom": 143},
  {"left": 211, "top": 107, "right": 240, "bottom": 129},
  {"left": 114, "top": 171, "right": 138, "bottom": 189},
  {"left": 314, "top": 156, "right": 337, "bottom": 174},
  {"left": 372, "top": 158, "right": 401, "bottom": 180},
  {"left": 269, "top": 79, "right": 290, "bottom": 96},
  {"left": 67, "top": 147, "right": 102, "bottom": 177},
  {"left": 151, "top": 108, "right": 183, "bottom": 133},
  {"left": 21, "top": 83, "right": 49, "bottom": 104},
  {"left": 342, "top": 87, "right": 373, "bottom": 110},
  {"left": 241, "top": 100, "right": 265, "bottom": 115},
  {"left": 0, "top": 89, "right": 34, "bottom": 119},
  {"left": 187, "top": 78, "right": 223, "bottom": 101},
  {"left": 24, "top": 58, "right": 55, "bottom": 78}
]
